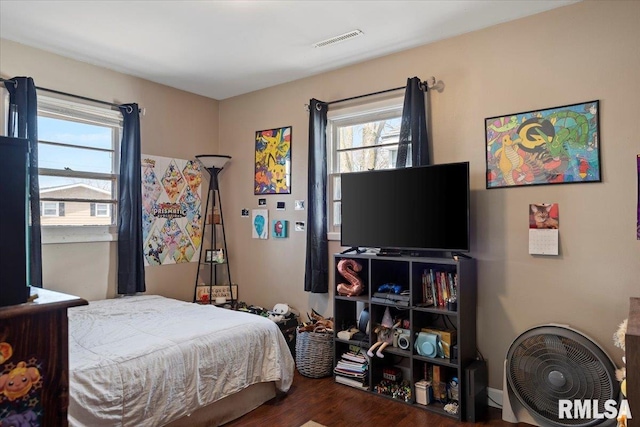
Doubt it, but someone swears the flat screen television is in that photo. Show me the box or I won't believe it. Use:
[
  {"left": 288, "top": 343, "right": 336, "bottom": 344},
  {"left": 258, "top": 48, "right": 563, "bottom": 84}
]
[{"left": 340, "top": 161, "right": 470, "bottom": 253}]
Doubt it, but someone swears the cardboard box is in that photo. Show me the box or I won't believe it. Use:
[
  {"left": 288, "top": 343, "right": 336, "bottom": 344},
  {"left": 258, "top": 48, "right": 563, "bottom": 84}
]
[{"left": 421, "top": 328, "right": 457, "bottom": 358}]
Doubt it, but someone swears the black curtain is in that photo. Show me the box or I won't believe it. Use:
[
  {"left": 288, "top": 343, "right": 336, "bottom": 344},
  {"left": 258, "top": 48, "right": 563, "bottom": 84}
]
[
  {"left": 304, "top": 99, "right": 328, "bottom": 293},
  {"left": 4, "top": 77, "right": 43, "bottom": 288},
  {"left": 396, "top": 77, "right": 430, "bottom": 168},
  {"left": 117, "top": 103, "right": 145, "bottom": 294}
]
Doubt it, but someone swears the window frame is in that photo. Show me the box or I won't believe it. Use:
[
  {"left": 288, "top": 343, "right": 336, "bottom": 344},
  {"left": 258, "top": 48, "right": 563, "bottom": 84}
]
[
  {"left": 95, "top": 203, "right": 110, "bottom": 217},
  {"left": 326, "top": 97, "right": 404, "bottom": 241},
  {"left": 36, "top": 95, "right": 122, "bottom": 244},
  {"left": 41, "top": 201, "right": 60, "bottom": 217}
]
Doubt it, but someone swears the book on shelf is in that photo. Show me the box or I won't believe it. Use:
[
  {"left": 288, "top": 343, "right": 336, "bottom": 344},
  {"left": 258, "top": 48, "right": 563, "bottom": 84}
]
[
  {"left": 335, "top": 361, "right": 367, "bottom": 373},
  {"left": 334, "top": 349, "right": 368, "bottom": 385},
  {"left": 335, "top": 374, "right": 368, "bottom": 389},
  {"left": 341, "top": 352, "right": 366, "bottom": 363},
  {"left": 334, "top": 367, "right": 366, "bottom": 378},
  {"left": 422, "top": 268, "right": 458, "bottom": 308}
]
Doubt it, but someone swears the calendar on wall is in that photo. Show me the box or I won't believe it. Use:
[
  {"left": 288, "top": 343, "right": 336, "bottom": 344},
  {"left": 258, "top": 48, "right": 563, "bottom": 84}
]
[
  {"left": 529, "top": 228, "right": 559, "bottom": 255},
  {"left": 528, "top": 203, "right": 559, "bottom": 256}
]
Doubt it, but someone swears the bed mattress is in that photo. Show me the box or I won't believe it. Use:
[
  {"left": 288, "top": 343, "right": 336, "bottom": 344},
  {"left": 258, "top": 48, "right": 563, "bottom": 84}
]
[{"left": 67, "top": 295, "right": 294, "bottom": 426}]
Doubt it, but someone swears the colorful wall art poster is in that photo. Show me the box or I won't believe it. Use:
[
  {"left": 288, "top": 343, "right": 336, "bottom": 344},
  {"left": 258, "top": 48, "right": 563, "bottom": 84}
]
[
  {"left": 255, "top": 126, "right": 291, "bottom": 194},
  {"left": 252, "top": 209, "right": 268, "bottom": 239},
  {"left": 272, "top": 219, "right": 288, "bottom": 238},
  {"left": 486, "top": 100, "right": 600, "bottom": 188},
  {"left": 142, "top": 155, "right": 202, "bottom": 265}
]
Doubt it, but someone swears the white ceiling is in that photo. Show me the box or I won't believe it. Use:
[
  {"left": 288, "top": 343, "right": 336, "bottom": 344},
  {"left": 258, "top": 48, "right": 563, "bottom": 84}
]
[{"left": 0, "top": 1, "right": 579, "bottom": 100}]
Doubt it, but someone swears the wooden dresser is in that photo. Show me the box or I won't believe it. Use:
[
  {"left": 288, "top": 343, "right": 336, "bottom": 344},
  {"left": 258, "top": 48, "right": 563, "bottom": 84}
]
[{"left": 0, "top": 288, "right": 87, "bottom": 426}]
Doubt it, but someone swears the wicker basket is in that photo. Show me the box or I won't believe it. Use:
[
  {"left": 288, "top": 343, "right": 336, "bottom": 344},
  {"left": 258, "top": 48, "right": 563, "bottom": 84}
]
[{"left": 295, "top": 328, "right": 334, "bottom": 378}]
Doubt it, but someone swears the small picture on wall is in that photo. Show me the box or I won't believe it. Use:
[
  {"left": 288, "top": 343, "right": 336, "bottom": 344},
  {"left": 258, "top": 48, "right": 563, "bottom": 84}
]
[
  {"left": 529, "top": 203, "right": 559, "bottom": 229},
  {"left": 255, "top": 126, "right": 292, "bottom": 195},
  {"left": 486, "top": 100, "right": 601, "bottom": 189},
  {"left": 295, "top": 221, "right": 306, "bottom": 232},
  {"left": 272, "top": 220, "right": 288, "bottom": 238},
  {"left": 258, "top": 198, "right": 267, "bottom": 206},
  {"left": 252, "top": 209, "right": 269, "bottom": 239}
]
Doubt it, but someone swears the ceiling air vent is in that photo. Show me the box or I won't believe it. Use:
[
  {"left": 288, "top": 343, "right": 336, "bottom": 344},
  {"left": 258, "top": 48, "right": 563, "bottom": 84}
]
[{"left": 313, "top": 29, "right": 364, "bottom": 48}]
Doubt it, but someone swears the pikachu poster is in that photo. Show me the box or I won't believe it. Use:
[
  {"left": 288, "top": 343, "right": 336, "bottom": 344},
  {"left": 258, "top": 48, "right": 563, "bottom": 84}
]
[{"left": 254, "top": 126, "right": 291, "bottom": 194}]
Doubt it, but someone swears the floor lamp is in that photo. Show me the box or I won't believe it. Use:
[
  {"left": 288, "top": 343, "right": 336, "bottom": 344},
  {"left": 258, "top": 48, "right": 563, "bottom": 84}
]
[{"left": 194, "top": 154, "right": 234, "bottom": 306}]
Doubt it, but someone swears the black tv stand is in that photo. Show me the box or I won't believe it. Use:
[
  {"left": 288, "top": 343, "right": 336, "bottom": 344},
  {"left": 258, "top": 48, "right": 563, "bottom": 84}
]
[
  {"left": 340, "top": 247, "right": 366, "bottom": 255},
  {"left": 452, "top": 252, "right": 472, "bottom": 260},
  {"left": 377, "top": 250, "right": 402, "bottom": 257}
]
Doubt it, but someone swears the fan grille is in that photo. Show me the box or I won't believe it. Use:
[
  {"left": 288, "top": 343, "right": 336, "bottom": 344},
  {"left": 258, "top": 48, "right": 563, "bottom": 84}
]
[{"left": 507, "top": 326, "right": 618, "bottom": 427}]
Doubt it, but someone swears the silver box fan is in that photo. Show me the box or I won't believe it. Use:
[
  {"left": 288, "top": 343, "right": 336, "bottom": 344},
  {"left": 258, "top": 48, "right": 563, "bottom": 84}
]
[{"left": 502, "top": 324, "right": 620, "bottom": 427}]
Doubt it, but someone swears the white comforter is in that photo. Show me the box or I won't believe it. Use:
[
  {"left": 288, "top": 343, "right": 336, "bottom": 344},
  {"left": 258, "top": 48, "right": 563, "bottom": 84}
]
[{"left": 68, "top": 295, "right": 294, "bottom": 426}]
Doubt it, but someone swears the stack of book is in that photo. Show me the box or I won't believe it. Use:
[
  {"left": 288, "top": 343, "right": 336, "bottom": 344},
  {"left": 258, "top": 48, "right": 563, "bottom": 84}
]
[
  {"left": 420, "top": 269, "right": 458, "bottom": 307},
  {"left": 334, "top": 350, "right": 368, "bottom": 389},
  {"left": 370, "top": 291, "right": 411, "bottom": 306}
]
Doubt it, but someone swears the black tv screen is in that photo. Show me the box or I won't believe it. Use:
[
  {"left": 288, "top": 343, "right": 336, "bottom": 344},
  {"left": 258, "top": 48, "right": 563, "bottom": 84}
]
[{"left": 340, "top": 162, "right": 470, "bottom": 252}]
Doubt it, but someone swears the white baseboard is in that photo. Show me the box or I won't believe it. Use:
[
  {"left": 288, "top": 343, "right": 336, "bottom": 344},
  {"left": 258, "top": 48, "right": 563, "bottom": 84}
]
[{"left": 487, "top": 386, "right": 503, "bottom": 408}]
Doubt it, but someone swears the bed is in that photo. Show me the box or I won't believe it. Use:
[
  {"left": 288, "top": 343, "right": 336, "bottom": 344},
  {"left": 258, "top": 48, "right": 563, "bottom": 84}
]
[{"left": 67, "top": 295, "right": 295, "bottom": 426}]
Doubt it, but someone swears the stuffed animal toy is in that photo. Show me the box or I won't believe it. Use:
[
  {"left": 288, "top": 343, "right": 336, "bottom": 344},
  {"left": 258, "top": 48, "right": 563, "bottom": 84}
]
[
  {"left": 268, "top": 303, "right": 299, "bottom": 323},
  {"left": 367, "top": 307, "right": 400, "bottom": 358},
  {"left": 298, "top": 309, "right": 333, "bottom": 332},
  {"left": 613, "top": 318, "right": 628, "bottom": 427}
]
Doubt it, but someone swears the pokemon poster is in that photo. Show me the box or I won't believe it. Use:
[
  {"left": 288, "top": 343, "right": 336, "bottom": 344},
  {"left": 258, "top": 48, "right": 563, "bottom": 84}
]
[
  {"left": 255, "top": 126, "right": 291, "bottom": 194},
  {"left": 142, "top": 155, "right": 203, "bottom": 266},
  {"left": 485, "top": 100, "right": 601, "bottom": 189}
]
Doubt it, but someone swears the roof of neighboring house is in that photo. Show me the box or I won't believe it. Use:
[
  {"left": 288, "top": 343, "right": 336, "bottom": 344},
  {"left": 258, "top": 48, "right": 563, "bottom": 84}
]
[{"left": 40, "top": 183, "right": 111, "bottom": 200}]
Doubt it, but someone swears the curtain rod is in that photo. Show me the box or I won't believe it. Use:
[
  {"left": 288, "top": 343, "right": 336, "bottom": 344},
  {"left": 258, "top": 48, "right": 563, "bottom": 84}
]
[
  {"left": 0, "top": 77, "right": 141, "bottom": 112},
  {"left": 324, "top": 76, "right": 436, "bottom": 106}
]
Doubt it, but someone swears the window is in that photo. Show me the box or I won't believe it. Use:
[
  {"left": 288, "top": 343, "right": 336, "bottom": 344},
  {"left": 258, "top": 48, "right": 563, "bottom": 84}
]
[
  {"left": 41, "top": 202, "right": 60, "bottom": 217},
  {"left": 327, "top": 98, "right": 403, "bottom": 239},
  {"left": 37, "top": 96, "right": 122, "bottom": 242},
  {"left": 95, "top": 203, "right": 110, "bottom": 217}
]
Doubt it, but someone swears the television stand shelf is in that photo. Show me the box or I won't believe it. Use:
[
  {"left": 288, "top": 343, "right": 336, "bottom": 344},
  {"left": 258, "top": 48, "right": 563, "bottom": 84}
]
[{"left": 332, "top": 252, "right": 478, "bottom": 421}]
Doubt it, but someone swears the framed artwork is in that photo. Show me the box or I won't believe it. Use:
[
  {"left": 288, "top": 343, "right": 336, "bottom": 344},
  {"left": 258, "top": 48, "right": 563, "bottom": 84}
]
[
  {"left": 485, "top": 100, "right": 601, "bottom": 189},
  {"left": 255, "top": 126, "right": 291, "bottom": 194},
  {"left": 205, "top": 249, "right": 224, "bottom": 263},
  {"left": 272, "top": 220, "right": 288, "bottom": 238},
  {"left": 252, "top": 209, "right": 268, "bottom": 239}
]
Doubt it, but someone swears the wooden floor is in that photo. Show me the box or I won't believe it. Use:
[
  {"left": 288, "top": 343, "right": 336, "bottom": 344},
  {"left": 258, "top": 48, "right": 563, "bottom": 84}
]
[{"left": 225, "top": 370, "right": 513, "bottom": 427}]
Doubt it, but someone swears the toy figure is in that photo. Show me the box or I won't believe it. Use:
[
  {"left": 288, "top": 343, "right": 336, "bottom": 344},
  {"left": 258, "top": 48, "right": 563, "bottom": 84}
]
[{"left": 367, "top": 307, "right": 400, "bottom": 358}]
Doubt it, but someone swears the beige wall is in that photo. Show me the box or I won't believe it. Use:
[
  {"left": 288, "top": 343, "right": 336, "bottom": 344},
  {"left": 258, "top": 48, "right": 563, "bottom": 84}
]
[
  {"left": 1, "top": 39, "right": 219, "bottom": 301},
  {"left": 219, "top": 0, "right": 639, "bottom": 389},
  {"left": 1, "top": 0, "right": 638, "bottom": 391}
]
